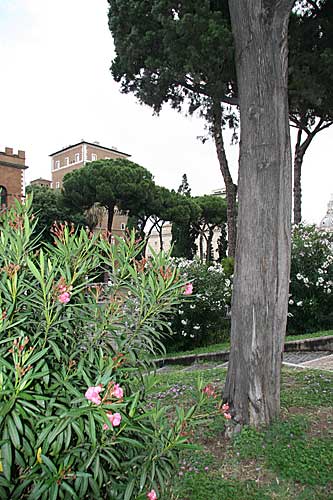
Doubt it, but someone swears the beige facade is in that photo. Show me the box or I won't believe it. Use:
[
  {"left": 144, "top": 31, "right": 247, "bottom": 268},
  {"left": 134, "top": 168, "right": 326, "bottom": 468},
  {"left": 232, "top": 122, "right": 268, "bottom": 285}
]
[
  {"left": 50, "top": 140, "right": 131, "bottom": 232},
  {"left": 146, "top": 222, "right": 222, "bottom": 260},
  {"left": 146, "top": 223, "right": 173, "bottom": 257},
  {"left": 0, "top": 147, "right": 27, "bottom": 209}
]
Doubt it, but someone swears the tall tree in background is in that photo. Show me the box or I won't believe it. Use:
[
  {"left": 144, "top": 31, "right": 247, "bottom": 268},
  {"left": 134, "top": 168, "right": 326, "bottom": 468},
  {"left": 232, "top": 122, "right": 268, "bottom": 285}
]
[
  {"left": 172, "top": 174, "right": 199, "bottom": 259},
  {"left": 289, "top": 0, "right": 333, "bottom": 223},
  {"left": 108, "top": 0, "right": 238, "bottom": 257},
  {"left": 223, "top": 0, "right": 294, "bottom": 427},
  {"left": 177, "top": 174, "right": 191, "bottom": 198},
  {"left": 62, "top": 159, "right": 154, "bottom": 232}
]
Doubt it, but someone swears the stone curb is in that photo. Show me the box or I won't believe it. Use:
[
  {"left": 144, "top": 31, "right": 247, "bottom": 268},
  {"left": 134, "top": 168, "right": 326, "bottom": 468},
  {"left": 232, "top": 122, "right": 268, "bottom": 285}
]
[{"left": 154, "top": 335, "right": 333, "bottom": 368}]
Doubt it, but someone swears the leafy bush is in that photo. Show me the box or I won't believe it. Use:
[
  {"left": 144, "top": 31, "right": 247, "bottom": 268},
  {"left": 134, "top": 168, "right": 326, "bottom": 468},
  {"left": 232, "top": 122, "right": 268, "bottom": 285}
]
[
  {"left": 288, "top": 225, "right": 333, "bottom": 333},
  {"left": 168, "top": 259, "right": 232, "bottom": 350},
  {"left": 0, "top": 199, "right": 207, "bottom": 499}
]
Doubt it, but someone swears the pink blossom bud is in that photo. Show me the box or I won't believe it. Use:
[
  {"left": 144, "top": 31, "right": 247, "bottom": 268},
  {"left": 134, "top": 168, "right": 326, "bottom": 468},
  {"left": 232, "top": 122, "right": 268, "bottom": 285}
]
[{"left": 147, "top": 490, "right": 157, "bottom": 500}]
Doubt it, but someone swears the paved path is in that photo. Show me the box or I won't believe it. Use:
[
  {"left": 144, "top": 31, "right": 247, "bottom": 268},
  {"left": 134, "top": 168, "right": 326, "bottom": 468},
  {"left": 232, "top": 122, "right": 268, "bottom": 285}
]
[
  {"left": 157, "top": 351, "right": 333, "bottom": 373},
  {"left": 300, "top": 353, "right": 333, "bottom": 371}
]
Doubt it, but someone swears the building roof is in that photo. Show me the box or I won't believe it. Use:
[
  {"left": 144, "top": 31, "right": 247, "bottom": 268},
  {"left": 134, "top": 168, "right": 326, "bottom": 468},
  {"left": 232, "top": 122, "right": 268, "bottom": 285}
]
[
  {"left": 30, "top": 177, "right": 52, "bottom": 184},
  {"left": 49, "top": 140, "right": 131, "bottom": 158}
]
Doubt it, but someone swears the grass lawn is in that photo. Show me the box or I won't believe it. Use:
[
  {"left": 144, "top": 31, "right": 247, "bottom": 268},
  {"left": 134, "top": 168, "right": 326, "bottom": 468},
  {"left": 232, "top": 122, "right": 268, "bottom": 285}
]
[
  {"left": 148, "top": 367, "right": 333, "bottom": 499},
  {"left": 161, "top": 329, "right": 333, "bottom": 359}
]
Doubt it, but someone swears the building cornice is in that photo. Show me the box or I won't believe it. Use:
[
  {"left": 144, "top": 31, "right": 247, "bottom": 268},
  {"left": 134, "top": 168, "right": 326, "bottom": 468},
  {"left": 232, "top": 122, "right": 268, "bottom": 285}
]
[
  {"left": 49, "top": 141, "right": 131, "bottom": 158},
  {"left": 0, "top": 161, "right": 28, "bottom": 170}
]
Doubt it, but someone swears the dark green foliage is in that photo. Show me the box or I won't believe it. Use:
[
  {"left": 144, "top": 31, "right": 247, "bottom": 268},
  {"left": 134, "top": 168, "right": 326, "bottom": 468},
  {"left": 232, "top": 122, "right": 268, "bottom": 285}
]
[
  {"left": 177, "top": 174, "right": 191, "bottom": 197},
  {"left": 288, "top": 225, "right": 333, "bottom": 333},
  {"left": 171, "top": 180, "right": 200, "bottom": 259},
  {"left": 62, "top": 158, "right": 155, "bottom": 231},
  {"left": 167, "top": 259, "right": 232, "bottom": 350},
  {"left": 26, "top": 185, "right": 86, "bottom": 242},
  {"left": 0, "top": 200, "right": 210, "bottom": 499},
  {"left": 108, "top": 0, "right": 236, "bottom": 112},
  {"left": 289, "top": 1, "right": 333, "bottom": 123}
]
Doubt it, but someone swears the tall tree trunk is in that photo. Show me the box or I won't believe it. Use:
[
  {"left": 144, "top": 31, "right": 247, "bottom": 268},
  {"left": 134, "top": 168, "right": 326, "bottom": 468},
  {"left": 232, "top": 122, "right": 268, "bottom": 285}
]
[
  {"left": 199, "top": 233, "right": 204, "bottom": 261},
  {"left": 212, "top": 99, "right": 237, "bottom": 258},
  {"left": 293, "top": 128, "right": 315, "bottom": 224},
  {"left": 224, "top": 0, "right": 293, "bottom": 427},
  {"left": 158, "top": 222, "right": 165, "bottom": 251},
  {"left": 107, "top": 204, "right": 115, "bottom": 233},
  {"left": 206, "top": 228, "right": 214, "bottom": 263},
  {"left": 142, "top": 218, "right": 156, "bottom": 257}
]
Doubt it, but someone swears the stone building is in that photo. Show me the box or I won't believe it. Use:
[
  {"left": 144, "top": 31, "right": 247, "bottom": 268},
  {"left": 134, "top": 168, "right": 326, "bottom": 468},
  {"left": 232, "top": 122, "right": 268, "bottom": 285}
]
[
  {"left": 50, "top": 140, "right": 130, "bottom": 189},
  {"left": 49, "top": 140, "right": 131, "bottom": 233},
  {"left": 30, "top": 177, "right": 52, "bottom": 188},
  {"left": 0, "top": 147, "right": 28, "bottom": 209}
]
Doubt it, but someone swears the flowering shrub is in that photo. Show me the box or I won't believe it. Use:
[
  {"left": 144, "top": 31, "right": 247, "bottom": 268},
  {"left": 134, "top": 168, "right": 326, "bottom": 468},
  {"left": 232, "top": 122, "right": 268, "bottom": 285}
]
[
  {"left": 168, "top": 259, "right": 232, "bottom": 350},
  {"left": 0, "top": 199, "right": 209, "bottom": 499},
  {"left": 288, "top": 225, "right": 333, "bottom": 333}
]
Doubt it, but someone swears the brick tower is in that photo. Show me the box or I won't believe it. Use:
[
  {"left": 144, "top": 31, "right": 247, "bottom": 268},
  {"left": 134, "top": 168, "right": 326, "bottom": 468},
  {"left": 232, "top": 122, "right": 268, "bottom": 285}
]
[{"left": 0, "top": 147, "right": 28, "bottom": 209}]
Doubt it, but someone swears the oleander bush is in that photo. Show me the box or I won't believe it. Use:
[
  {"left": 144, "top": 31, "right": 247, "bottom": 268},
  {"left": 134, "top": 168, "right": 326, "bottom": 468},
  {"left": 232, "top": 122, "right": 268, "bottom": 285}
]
[
  {"left": 0, "top": 199, "right": 206, "bottom": 499},
  {"left": 288, "top": 224, "right": 333, "bottom": 334}
]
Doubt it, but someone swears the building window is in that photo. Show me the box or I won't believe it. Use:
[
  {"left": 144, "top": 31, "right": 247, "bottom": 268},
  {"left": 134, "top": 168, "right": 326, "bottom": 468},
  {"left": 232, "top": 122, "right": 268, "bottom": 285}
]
[
  {"left": 121, "top": 222, "right": 126, "bottom": 230},
  {"left": 55, "top": 160, "right": 60, "bottom": 170},
  {"left": 75, "top": 153, "right": 80, "bottom": 162},
  {"left": 0, "top": 185, "right": 8, "bottom": 208},
  {"left": 65, "top": 157, "right": 69, "bottom": 165},
  {"left": 56, "top": 182, "right": 60, "bottom": 189},
  {"left": 50, "top": 182, "right": 53, "bottom": 189},
  {"left": 92, "top": 154, "right": 97, "bottom": 161}
]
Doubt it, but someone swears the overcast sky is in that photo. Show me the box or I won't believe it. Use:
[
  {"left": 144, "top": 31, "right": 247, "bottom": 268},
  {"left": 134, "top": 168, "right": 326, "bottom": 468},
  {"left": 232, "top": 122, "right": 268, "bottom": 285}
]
[{"left": 0, "top": 0, "right": 332, "bottom": 224}]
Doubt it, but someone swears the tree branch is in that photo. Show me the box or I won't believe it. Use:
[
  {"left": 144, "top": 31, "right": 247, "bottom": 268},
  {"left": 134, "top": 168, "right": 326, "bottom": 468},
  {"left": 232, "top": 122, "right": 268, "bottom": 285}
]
[
  {"left": 318, "top": 120, "right": 333, "bottom": 133},
  {"left": 289, "top": 114, "right": 311, "bottom": 135},
  {"left": 182, "top": 79, "right": 239, "bottom": 107}
]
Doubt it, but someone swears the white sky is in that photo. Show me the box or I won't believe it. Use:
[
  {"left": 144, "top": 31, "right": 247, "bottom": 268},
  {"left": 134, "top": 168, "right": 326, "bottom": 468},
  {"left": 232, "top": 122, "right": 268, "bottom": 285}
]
[{"left": 0, "top": 0, "right": 332, "bottom": 224}]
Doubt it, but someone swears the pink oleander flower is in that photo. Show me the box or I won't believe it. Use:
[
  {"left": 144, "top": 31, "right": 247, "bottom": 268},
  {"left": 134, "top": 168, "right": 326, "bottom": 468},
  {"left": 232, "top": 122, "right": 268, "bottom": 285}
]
[
  {"left": 183, "top": 283, "right": 193, "bottom": 295},
  {"left": 224, "top": 412, "right": 232, "bottom": 420},
  {"left": 111, "top": 383, "right": 123, "bottom": 399},
  {"left": 58, "top": 291, "right": 71, "bottom": 304},
  {"left": 222, "top": 403, "right": 230, "bottom": 412},
  {"left": 147, "top": 490, "right": 157, "bottom": 500},
  {"left": 85, "top": 385, "right": 103, "bottom": 405},
  {"left": 103, "top": 411, "right": 122, "bottom": 429}
]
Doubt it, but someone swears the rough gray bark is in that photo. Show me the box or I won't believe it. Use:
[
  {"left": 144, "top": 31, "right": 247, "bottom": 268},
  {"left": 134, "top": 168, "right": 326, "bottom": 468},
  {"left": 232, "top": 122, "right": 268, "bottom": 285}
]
[
  {"left": 224, "top": 0, "right": 294, "bottom": 427},
  {"left": 212, "top": 99, "right": 237, "bottom": 258}
]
